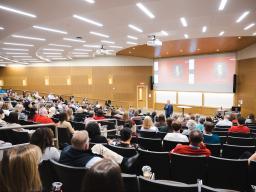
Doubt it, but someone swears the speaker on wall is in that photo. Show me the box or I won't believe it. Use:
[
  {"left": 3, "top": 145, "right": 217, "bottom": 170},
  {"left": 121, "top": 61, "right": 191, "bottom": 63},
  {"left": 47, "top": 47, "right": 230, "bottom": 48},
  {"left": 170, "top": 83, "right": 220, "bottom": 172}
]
[
  {"left": 150, "top": 76, "right": 154, "bottom": 90},
  {"left": 233, "top": 74, "right": 237, "bottom": 93}
]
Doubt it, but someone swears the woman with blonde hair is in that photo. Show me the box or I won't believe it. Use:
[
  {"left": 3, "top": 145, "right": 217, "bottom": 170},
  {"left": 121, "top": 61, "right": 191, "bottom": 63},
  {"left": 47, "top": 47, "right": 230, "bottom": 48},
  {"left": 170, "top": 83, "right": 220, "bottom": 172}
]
[
  {"left": 141, "top": 116, "right": 159, "bottom": 132},
  {"left": 0, "top": 144, "right": 42, "bottom": 192}
]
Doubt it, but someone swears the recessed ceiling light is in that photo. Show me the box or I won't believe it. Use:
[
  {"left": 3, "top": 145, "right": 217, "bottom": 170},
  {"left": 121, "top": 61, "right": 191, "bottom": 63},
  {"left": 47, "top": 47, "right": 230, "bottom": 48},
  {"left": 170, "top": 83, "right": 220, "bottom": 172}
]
[
  {"left": 128, "top": 24, "right": 143, "bottom": 33},
  {"left": 253, "top": 32, "right": 256, "bottom": 36},
  {"left": 127, "top": 35, "right": 138, "bottom": 40},
  {"left": 202, "top": 26, "right": 207, "bottom": 33},
  {"left": 126, "top": 41, "right": 138, "bottom": 45},
  {"left": 236, "top": 11, "right": 250, "bottom": 23},
  {"left": 20, "top": 58, "right": 39, "bottom": 61},
  {"left": 109, "top": 45, "right": 123, "bottom": 49},
  {"left": 72, "top": 52, "right": 89, "bottom": 54},
  {"left": 11, "top": 56, "right": 32, "bottom": 58},
  {"left": 2, "top": 48, "right": 29, "bottom": 51},
  {"left": 84, "top": 0, "right": 95, "bottom": 4},
  {"left": 136, "top": 2, "right": 155, "bottom": 19},
  {"left": 42, "top": 52, "right": 62, "bottom": 55},
  {"left": 83, "top": 44, "right": 100, "bottom": 48},
  {"left": 73, "top": 14, "right": 103, "bottom": 27},
  {"left": 161, "top": 30, "right": 168, "bottom": 36},
  {"left": 180, "top": 17, "right": 188, "bottom": 27},
  {"left": 43, "top": 48, "right": 64, "bottom": 52},
  {"left": 244, "top": 23, "right": 255, "bottom": 30},
  {"left": 50, "top": 57, "right": 68, "bottom": 60},
  {"left": 89, "top": 31, "right": 109, "bottom": 38},
  {"left": 73, "top": 49, "right": 93, "bottom": 52},
  {"left": 218, "top": 0, "right": 227, "bottom": 11},
  {"left": 45, "top": 55, "right": 63, "bottom": 58},
  {"left": 0, "top": 5, "right": 36, "bottom": 18},
  {"left": 0, "top": 27, "right": 4, "bottom": 30},
  {"left": 3, "top": 42, "right": 34, "bottom": 47},
  {"left": 63, "top": 38, "right": 86, "bottom": 43},
  {"left": 101, "top": 40, "right": 115, "bottom": 44},
  {"left": 33, "top": 25, "right": 68, "bottom": 34},
  {"left": 184, "top": 34, "right": 189, "bottom": 39},
  {"left": 5, "top": 52, "right": 29, "bottom": 55},
  {"left": 73, "top": 55, "right": 89, "bottom": 57},
  {"left": 11, "top": 35, "right": 46, "bottom": 41},
  {"left": 219, "top": 31, "right": 225, "bottom": 36},
  {"left": 48, "top": 43, "right": 72, "bottom": 48}
]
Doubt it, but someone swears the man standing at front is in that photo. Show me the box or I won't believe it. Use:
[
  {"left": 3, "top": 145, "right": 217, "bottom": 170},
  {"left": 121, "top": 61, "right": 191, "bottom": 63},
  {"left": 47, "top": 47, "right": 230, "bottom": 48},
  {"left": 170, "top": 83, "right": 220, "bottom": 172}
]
[{"left": 164, "top": 100, "right": 173, "bottom": 118}]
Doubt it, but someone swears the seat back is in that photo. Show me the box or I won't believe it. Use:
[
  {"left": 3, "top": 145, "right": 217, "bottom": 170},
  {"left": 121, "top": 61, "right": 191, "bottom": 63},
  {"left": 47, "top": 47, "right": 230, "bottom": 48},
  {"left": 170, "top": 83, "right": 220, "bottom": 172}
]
[
  {"left": 137, "top": 148, "right": 170, "bottom": 180},
  {"left": 228, "top": 132, "right": 251, "bottom": 138},
  {"left": 222, "top": 144, "right": 256, "bottom": 159},
  {"left": 138, "top": 137, "right": 162, "bottom": 151},
  {"left": 50, "top": 159, "right": 87, "bottom": 192},
  {"left": 201, "top": 185, "right": 239, "bottom": 192},
  {"left": 249, "top": 160, "right": 256, "bottom": 186},
  {"left": 57, "top": 128, "right": 71, "bottom": 149},
  {"left": 39, "top": 160, "right": 58, "bottom": 192},
  {"left": 138, "top": 176, "right": 198, "bottom": 192},
  {"left": 70, "top": 121, "right": 85, "bottom": 130},
  {"left": 212, "top": 131, "right": 228, "bottom": 137},
  {"left": 226, "top": 136, "right": 255, "bottom": 146},
  {"left": 138, "top": 131, "right": 159, "bottom": 138},
  {"left": 205, "top": 144, "right": 221, "bottom": 157},
  {"left": 162, "top": 140, "right": 189, "bottom": 152},
  {"left": 157, "top": 132, "right": 167, "bottom": 139},
  {"left": 205, "top": 156, "right": 249, "bottom": 191},
  {"left": 122, "top": 173, "right": 139, "bottom": 192},
  {"left": 106, "top": 144, "right": 137, "bottom": 158},
  {"left": 100, "top": 120, "right": 116, "bottom": 138},
  {"left": 9, "top": 130, "right": 30, "bottom": 145},
  {"left": 169, "top": 152, "right": 207, "bottom": 184}
]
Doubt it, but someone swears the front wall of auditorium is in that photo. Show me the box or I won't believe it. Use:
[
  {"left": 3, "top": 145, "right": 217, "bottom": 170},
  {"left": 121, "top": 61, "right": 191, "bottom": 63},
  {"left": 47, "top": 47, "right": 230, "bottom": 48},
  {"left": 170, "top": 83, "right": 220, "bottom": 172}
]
[{"left": 0, "top": 52, "right": 256, "bottom": 116}]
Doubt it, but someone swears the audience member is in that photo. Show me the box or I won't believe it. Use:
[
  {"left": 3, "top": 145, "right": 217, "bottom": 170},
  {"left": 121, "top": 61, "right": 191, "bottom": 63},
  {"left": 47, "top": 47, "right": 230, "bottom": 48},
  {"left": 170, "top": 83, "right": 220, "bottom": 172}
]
[
  {"left": 94, "top": 109, "right": 105, "bottom": 120},
  {"left": 33, "top": 107, "right": 54, "bottom": 124},
  {"left": 57, "top": 112, "right": 75, "bottom": 134},
  {"left": 182, "top": 118, "right": 197, "bottom": 135},
  {"left": 164, "top": 117, "right": 173, "bottom": 133},
  {"left": 245, "top": 113, "right": 255, "bottom": 124},
  {"left": 216, "top": 115, "right": 232, "bottom": 127},
  {"left": 0, "top": 144, "right": 42, "bottom": 192},
  {"left": 115, "top": 128, "right": 135, "bottom": 148},
  {"left": 84, "top": 111, "right": 96, "bottom": 125},
  {"left": 171, "top": 130, "right": 211, "bottom": 157},
  {"left": 30, "top": 128, "right": 60, "bottom": 161},
  {"left": 196, "top": 117, "right": 205, "bottom": 132},
  {"left": 154, "top": 114, "right": 167, "bottom": 131},
  {"left": 140, "top": 116, "right": 159, "bottom": 132},
  {"left": 0, "top": 109, "right": 7, "bottom": 127},
  {"left": 164, "top": 121, "right": 189, "bottom": 142},
  {"left": 81, "top": 159, "right": 124, "bottom": 192},
  {"left": 86, "top": 122, "right": 108, "bottom": 143},
  {"left": 228, "top": 117, "right": 250, "bottom": 134},
  {"left": 203, "top": 122, "right": 220, "bottom": 144}
]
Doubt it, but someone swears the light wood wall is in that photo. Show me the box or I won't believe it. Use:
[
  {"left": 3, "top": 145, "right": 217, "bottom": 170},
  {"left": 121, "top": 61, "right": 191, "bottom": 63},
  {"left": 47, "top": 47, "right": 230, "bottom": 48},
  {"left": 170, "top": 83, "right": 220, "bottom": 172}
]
[{"left": 0, "top": 66, "right": 153, "bottom": 109}]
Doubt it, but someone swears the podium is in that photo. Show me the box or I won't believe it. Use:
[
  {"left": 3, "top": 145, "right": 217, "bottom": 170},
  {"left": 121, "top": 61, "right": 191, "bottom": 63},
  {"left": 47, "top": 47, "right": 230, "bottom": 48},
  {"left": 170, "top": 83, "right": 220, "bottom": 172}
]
[{"left": 177, "top": 105, "right": 192, "bottom": 116}]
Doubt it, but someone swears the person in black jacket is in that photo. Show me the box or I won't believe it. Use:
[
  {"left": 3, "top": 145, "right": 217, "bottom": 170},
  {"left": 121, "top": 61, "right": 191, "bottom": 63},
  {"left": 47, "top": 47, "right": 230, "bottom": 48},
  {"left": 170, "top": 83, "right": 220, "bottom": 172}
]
[{"left": 86, "top": 122, "right": 108, "bottom": 143}]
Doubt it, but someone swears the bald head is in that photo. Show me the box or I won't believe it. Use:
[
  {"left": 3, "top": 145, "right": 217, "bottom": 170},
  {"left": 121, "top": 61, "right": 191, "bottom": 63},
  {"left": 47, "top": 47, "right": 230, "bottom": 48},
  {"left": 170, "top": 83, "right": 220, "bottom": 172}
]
[
  {"left": 71, "top": 130, "right": 89, "bottom": 150},
  {"left": 189, "top": 130, "right": 203, "bottom": 146}
]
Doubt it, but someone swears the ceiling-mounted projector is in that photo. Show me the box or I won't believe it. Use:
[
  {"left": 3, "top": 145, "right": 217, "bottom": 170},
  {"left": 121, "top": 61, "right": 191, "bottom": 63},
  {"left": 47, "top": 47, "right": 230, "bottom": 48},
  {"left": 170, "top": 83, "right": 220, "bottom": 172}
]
[
  {"left": 147, "top": 35, "right": 162, "bottom": 47},
  {"left": 95, "top": 45, "right": 114, "bottom": 56}
]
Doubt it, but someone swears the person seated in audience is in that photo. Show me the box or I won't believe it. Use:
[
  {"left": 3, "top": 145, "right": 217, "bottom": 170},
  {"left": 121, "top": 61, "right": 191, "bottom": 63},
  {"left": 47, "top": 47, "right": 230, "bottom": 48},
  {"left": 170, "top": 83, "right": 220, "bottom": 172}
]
[
  {"left": 245, "top": 113, "right": 255, "bottom": 124},
  {"left": 33, "top": 106, "right": 54, "bottom": 124},
  {"left": 48, "top": 106, "right": 56, "bottom": 118},
  {"left": 66, "top": 108, "right": 74, "bottom": 121},
  {"left": 203, "top": 122, "right": 220, "bottom": 144},
  {"left": 205, "top": 116, "right": 213, "bottom": 123},
  {"left": 57, "top": 112, "right": 75, "bottom": 134},
  {"left": 6, "top": 112, "right": 22, "bottom": 128},
  {"left": 131, "top": 111, "right": 142, "bottom": 122},
  {"left": 182, "top": 118, "right": 197, "bottom": 136},
  {"left": 0, "top": 109, "right": 7, "bottom": 127},
  {"left": 115, "top": 128, "right": 136, "bottom": 148},
  {"left": 1, "top": 102, "right": 11, "bottom": 116},
  {"left": 170, "top": 130, "right": 211, "bottom": 157},
  {"left": 14, "top": 103, "right": 27, "bottom": 120},
  {"left": 86, "top": 122, "right": 108, "bottom": 143},
  {"left": 73, "top": 107, "right": 85, "bottom": 122},
  {"left": 154, "top": 114, "right": 167, "bottom": 130},
  {"left": 122, "top": 112, "right": 136, "bottom": 134},
  {"left": 81, "top": 159, "right": 124, "bottom": 192},
  {"left": 84, "top": 111, "right": 96, "bottom": 125},
  {"left": 229, "top": 113, "right": 238, "bottom": 125},
  {"left": 164, "top": 121, "right": 189, "bottom": 142},
  {"left": 248, "top": 152, "right": 256, "bottom": 164},
  {"left": 163, "top": 117, "right": 173, "bottom": 133},
  {"left": 0, "top": 144, "right": 42, "bottom": 192},
  {"left": 216, "top": 115, "right": 232, "bottom": 127},
  {"left": 196, "top": 117, "right": 205, "bottom": 132},
  {"left": 228, "top": 117, "right": 250, "bottom": 134},
  {"left": 94, "top": 109, "right": 105, "bottom": 120},
  {"left": 140, "top": 116, "right": 159, "bottom": 132},
  {"left": 30, "top": 127, "right": 60, "bottom": 161}
]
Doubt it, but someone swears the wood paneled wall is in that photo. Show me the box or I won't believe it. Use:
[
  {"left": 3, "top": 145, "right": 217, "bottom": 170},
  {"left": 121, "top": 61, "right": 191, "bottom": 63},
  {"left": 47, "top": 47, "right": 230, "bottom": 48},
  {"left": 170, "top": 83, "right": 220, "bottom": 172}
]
[{"left": 0, "top": 66, "right": 153, "bottom": 109}]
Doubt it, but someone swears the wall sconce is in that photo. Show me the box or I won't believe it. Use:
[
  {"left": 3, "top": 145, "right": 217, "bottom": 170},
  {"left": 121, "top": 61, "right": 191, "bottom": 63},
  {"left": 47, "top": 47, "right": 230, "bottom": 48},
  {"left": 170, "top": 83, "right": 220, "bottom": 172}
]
[
  {"left": 45, "top": 77, "right": 49, "bottom": 86},
  {"left": 67, "top": 76, "right": 71, "bottom": 86},
  {"left": 88, "top": 77, "right": 92, "bottom": 85},
  {"left": 139, "top": 87, "right": 143, "bottom": 100},
  {"left": 108, "top": 75, "right": 113, "bottom": 85},
  {"left": 0, "top": 80, "right": 4, "bottom": 86},
  {"left": 22, "top": 79, "right": 27, "bottom": 86}
]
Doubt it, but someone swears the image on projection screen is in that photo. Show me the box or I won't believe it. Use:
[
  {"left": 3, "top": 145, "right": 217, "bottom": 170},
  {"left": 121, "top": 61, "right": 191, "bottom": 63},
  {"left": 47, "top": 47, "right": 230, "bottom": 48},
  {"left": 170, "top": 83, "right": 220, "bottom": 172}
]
[{"left": 154, "top": 53, "right": 236, "bottom": 92}]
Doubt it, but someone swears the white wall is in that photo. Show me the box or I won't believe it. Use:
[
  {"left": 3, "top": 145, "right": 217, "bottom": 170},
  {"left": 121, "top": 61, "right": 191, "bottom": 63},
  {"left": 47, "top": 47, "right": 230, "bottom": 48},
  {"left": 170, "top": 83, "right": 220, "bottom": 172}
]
[{"left": 237, "top": 43, "right": 256, "bottom": 60}]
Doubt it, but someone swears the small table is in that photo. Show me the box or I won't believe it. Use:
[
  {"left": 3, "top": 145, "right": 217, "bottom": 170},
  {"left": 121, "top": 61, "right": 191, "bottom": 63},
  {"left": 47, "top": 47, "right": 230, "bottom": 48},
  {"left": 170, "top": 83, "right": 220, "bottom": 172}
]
[{"left": 177, "top": 105, "right": 192, "bottom": 116}]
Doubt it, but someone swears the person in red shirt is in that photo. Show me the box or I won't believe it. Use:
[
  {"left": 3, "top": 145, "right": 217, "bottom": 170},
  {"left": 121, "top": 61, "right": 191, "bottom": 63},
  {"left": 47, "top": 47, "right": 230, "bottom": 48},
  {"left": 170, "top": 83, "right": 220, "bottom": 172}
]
[
  {"left": 170, "top": 130, "right": 211, "bottom": 157},
  {"left": 228, "top": 117, "right": 250, "bottom": 134},
  {"left": 93, "top": 109, "right": 105, "bottom": 120},
  {"left": 33, "top": 107, "right": 54, "bottom": 124}
]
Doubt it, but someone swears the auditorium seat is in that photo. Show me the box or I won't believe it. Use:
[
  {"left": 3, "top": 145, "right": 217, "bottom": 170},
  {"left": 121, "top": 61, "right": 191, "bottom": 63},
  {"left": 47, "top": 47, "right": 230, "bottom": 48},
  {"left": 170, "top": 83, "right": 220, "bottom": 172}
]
[
  {"left": 121, "top": 173, "right": 139, "bottom": 192},
  {"left": 249, "top": 160, "right": 256, "bottom": 186},
  {"left": 138, "top": 131, "right": 159, "bottom": 138},
  {"left": 215, "top": 126, "right": 231, "bottom": 129},
  {"left": 100, "top": 120, "right": 116, "bottom": 138},
  {"left": 219, "top": 136, "right": 227, "bottom": 144},
  {"left": 162, "top": 140, "right": 189, "bottom": 152},
  {"left": 228, "top": 132, "right": 251, "bottom": 138},
  {"left": 89, "top": 142, "right": 108, "bottom": 149},
  {"left": 39, "top": 160, "right": 58, "bottom": 192},
  {"left": 137, "top": 148, "right": 170, "bottom": 180},
  {"left": 138, "top": 137, "right": 162, "bottom": 151},
  {"left": 105, "top": 144, "right": 137, "bottom": 158},
  {"left": 57, "top": 127, "right": 71, "bottom": 149},
  {"left": 222, "top": 144, "right": 256, "bottom": 159},
  {"left": 18, "top": 119, "right": 37, "bottom": 125},
  {"left": 9, "top": 130, "right": 30, "bottom": 145},
  {"left": 205, "top": 156, "right": 249, "bottom": 191},
  {"left": 157, "top": 132, "right": 167, "bottom": 139},
  {"left": 50, "top": 159, "right": 87, "bottom": 192},
  {"left": 226, "top": 136, "right": 255, "bottom": 146},
  {"left": 70, "top": 121, "right": 85, "bottom": 130},
  {"left": 212, "top": 131, "right": 228, "bottom": 137},
  {"left": 205, "top": 144, "right": 221, "bottom": 157},
  {"left": 214, "top": 127, "right": 229, "bottom": 131},
  {"left": 201, "top": 185, "right": 239, "bottom": 192},
  {"left": 138, "top": 176, "right": 198, "bottom": 192},
  {"left": 169, "top": 152, "right": 207, "bottom": 184}
]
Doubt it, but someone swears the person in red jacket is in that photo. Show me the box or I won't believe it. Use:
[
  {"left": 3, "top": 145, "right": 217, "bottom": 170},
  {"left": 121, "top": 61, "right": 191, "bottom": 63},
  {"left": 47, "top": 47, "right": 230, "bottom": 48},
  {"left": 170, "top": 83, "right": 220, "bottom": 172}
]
[
  {"left": 170, "top": 130, "right": 211, "bottom": 157},
  {"left": 228, "top": 117, "right": 250, "bottom": 134}
]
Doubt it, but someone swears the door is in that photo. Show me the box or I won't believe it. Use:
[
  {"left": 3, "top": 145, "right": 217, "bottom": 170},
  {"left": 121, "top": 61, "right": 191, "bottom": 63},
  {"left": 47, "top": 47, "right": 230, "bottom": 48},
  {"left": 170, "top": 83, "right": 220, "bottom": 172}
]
[{"left": 137, "top": 85, "right": 148, "bottom": 109}]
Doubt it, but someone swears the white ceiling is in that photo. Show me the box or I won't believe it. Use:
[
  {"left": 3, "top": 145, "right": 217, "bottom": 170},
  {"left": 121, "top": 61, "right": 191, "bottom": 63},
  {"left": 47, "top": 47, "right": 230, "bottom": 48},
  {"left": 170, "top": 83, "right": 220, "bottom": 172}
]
[{"left": 0, "top": 0, "right": 256, "bottom": 65}]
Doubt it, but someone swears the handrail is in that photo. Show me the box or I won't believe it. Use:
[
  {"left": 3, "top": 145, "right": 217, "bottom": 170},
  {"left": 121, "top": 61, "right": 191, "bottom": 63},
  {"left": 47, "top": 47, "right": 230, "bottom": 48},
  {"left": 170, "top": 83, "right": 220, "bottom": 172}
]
[{"left": 0, "top": 143, "right": 29, "bottom": 150}]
